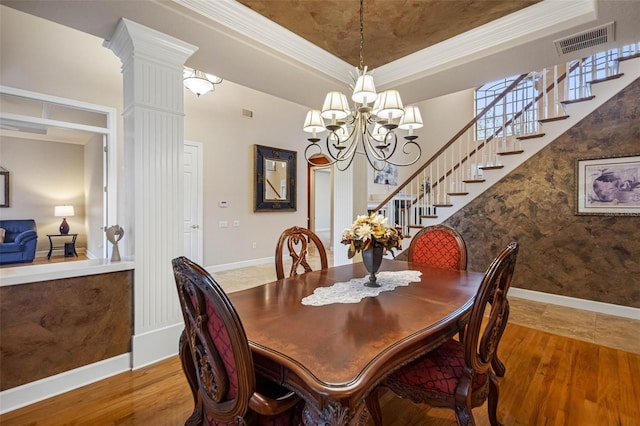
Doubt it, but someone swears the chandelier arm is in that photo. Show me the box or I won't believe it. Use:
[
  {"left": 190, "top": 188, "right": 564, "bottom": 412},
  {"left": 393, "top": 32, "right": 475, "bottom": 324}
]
[{"left": 380, "top": 140, "right": 423, "bottom": 167}]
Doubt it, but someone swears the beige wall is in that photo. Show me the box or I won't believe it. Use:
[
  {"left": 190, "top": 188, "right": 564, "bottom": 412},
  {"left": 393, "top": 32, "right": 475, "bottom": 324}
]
[{"left": 184, "top": 80, "right": 308, "bottom": 266}]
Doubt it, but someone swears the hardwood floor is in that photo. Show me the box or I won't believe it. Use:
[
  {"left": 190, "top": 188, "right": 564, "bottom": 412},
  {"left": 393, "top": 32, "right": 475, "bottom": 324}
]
[{"left": 1, "top": 322, "right": 638, "bottom": 426}]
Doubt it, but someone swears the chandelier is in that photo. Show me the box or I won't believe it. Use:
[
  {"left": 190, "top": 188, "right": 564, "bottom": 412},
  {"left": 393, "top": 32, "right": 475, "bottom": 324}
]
[
  {"left": 303, "top": 0, "right": 423, "bottom": 171},
  {"left": 183, "top": 68, "right": 223, "bottom": 96}
]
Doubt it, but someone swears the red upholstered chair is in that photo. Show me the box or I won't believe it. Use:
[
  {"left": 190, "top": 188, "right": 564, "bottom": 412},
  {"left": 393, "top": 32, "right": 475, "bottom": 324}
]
[
  {"left": 408, "top": 225, "right": 467, "bottom": 270},
  {"left": 275, "top": 226, "right": 328, "bottom": 280},
  {"left": 172, "top": 256, "right": 304, "bottom": 426},
  {"left": 367, "top": 242, "right": 519, "bottom": 426}
]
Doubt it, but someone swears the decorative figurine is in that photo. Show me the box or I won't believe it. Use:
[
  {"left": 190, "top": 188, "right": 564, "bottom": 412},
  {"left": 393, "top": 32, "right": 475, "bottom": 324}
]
[{"left": 105, "top": 225, "right": 124, "bottom": 262}]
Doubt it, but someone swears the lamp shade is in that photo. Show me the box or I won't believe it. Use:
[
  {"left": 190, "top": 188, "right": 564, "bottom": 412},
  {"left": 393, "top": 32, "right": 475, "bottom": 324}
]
[
  {"left": 54, "top": 205, "right": 75, "bottom": 217},
  {"left": 399, "top": 105, "right": 424, "bottom": 130},
  {"left": 375, "top": 90, "right": 405, "bottom": 120},
  {"left": 183, "top": 69, "right": 223, "bottom": 96},
  {"left": 321, "top": 91, "right": 350, "bottom": 120},
  {"left": 352, "top": 74, "right": 377, "bottom": 105},
  {"left": 303, "top": 110, "right": 326, "bottom": 134}
]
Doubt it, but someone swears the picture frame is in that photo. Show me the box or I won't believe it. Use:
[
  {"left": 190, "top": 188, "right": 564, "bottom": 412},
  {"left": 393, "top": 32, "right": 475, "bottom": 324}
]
[
  {"left": 254, "top": 145, "right": 296, "bottom": 212},
  {"left": 576, "top": 153, "right": 640, "bottom": 216},
  {"left": 0, "top": 170, "right": 9, "bottom": 208},
  {"left": 373, "top": 163, "right": 398, "bottom": 185}
]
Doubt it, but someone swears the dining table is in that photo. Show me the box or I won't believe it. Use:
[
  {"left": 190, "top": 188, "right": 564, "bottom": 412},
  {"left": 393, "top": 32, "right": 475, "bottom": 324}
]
[{"left": 228, "top": 258, "right": 484, "bottom": 426}]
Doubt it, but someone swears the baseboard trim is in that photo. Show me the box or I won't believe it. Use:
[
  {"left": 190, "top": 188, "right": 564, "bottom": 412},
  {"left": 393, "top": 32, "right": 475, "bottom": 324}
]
[
  {"left": 131, "top": 323, "right": 183, "bottom": 369},
  {"left": 0, "top": 353, "right": 131, "bottom": 415},
  {"left": 205, "top": 256, "right": 273, "bottom": 273},
  {"left": 510, "top": 287, "right": 640, "bottom": 320}
]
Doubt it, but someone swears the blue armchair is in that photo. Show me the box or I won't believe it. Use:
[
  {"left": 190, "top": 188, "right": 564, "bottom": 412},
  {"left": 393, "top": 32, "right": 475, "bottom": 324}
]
[{"left": 0, "top": 219, "right": 38, "bottom": 264}]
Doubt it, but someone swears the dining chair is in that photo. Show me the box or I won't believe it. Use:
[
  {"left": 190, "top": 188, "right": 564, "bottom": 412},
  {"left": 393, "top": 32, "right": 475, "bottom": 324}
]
[
  {"left": 366, "top": 241, "right": 519, "bottom": 426},
  {"left": 406, "top": 224, "right": 515, "bottom": 376},
  {"left": 172, "top": 256, "right": 304, "bottom": 426},
  {"left": 275, "top": 226, "right": 328, "bottom": 280},
  {"left": 407, "top": 224, "right": 468, "bottom": 270}
]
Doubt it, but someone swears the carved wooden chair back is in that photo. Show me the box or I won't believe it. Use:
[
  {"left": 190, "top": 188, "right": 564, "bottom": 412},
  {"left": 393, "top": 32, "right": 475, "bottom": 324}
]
[
  {"left": 367, "top": 241, "right": 519, "bottom": 426},
  {"left": 172, "top": 256, "right": 302, "bottom": 425},
  {"left": 408, "top": 224, "right": 468, "bottom": 270},
  {"left": 275, "top": 226, "right": 328, "bottom": 280}
]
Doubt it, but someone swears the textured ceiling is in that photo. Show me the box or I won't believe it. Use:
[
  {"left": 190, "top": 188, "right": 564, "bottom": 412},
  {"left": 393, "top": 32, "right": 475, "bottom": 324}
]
[{"left": 237, "top": 0, "right": 542, "bottom": 68}]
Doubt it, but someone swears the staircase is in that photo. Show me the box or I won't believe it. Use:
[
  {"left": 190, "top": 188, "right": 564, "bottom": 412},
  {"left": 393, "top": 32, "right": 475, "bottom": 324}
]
[{"left": 370, "top": 44, "right": 640, "bottom": 237}]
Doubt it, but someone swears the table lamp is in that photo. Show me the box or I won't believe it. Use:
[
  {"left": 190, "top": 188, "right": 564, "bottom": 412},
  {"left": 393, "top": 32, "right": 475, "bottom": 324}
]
[{"left": 54, "top": 205, "right": 75, "bottom": 234}]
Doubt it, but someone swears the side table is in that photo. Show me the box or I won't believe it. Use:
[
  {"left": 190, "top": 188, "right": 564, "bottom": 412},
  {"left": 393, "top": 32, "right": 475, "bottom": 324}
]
[{"left": 47, "top": 234, "right": 78, "bottom": 259}]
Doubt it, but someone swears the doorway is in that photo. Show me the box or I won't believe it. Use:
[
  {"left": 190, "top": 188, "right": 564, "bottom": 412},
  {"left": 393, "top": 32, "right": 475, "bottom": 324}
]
[{"left": 309, "top": 166, "right": 332, "bottom": 251}]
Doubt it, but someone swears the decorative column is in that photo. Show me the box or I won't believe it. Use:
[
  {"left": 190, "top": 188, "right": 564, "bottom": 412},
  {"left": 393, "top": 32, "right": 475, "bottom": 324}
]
[
  {"left": 106, "top": 18, "right": 198, "bottom": 368},
  {"left": 332, "top": 153, "right": 368, "bottom": 265}
]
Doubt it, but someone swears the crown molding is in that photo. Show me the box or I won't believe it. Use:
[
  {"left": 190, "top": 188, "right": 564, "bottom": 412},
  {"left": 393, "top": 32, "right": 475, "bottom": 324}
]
[
  {"left": 174, "top": 0, "right": 352, "bottom": 84},
  {"left": 175, "top": 0, "right": 597, "bottom": 91},
  {"left": 375, "top": 0, "right": 598, "bottom": 87}
]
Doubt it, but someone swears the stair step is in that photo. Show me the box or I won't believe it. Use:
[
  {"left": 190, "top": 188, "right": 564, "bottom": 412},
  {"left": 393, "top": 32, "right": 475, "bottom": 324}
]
[
  {"left": 590, "top": 72, "right": 624, "bottom": 85},
  {"left": 448, "top": 192, "right": 469, "bottom": 196},
  {"left": 562, "top": 95, "right": 595, "bottom": 105},
  {"left": 407, "top": 225, "right": 424, "bottom": 229},
  {"left": 497, "top": 150, "right": 524, "bottom": 156},
  {"left": 539, "top": 115, "right": 570, "bottom": 123},
  {"left": 433, "top": 203, "right": 453, "bottom": 207},
  {"left": 462, "top": 179, "right": 486, "bottom": 183},
  {"left": 478, "top": 165, "right": 504, "bottom": 170},
  {"left": 419, "top": 215, "right": 438, "bottom": 219},
  {"left": 517, "top": 133, "right": 545, "bottom": 140}
]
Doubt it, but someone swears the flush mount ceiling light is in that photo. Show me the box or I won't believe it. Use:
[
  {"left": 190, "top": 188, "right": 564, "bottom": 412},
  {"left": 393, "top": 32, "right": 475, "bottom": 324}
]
[
  {"left": 303, "top": 0, "right": 423, "bottom": 171},
  {"left": 183, "top": 68, "right": 223, "bottom": 96}
]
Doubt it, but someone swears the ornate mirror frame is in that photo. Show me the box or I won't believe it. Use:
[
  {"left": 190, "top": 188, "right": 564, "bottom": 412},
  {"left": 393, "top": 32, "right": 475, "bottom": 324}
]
[{"left": 254, "top": 145, "right": 296, "bottom": 212}]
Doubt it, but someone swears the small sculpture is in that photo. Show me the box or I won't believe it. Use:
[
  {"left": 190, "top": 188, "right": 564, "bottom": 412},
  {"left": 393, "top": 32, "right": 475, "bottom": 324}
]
[{"left": 105, "top": 225, "right": 124, "bottom": 262}]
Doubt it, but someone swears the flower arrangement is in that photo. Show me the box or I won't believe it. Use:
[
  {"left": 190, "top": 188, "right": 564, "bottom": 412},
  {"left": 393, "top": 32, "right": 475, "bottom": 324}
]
[{"left": 341, "top": 214, "right": 403, "bottom": 259}]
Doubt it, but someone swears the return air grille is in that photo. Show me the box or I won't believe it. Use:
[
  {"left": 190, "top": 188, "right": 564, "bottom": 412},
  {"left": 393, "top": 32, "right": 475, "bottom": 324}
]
[{"left": 554, "top": 22, "right": 615, "bottom": 56}]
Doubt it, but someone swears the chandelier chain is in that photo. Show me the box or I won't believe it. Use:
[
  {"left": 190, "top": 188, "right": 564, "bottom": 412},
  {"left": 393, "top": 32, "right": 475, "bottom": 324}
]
[{"left": 359, "top": 0, "right": 365, "bottom": 71}]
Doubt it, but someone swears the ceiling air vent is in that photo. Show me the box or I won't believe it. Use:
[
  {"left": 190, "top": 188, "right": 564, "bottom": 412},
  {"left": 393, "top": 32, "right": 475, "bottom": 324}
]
[{"left": 554, "top": 22, "right": 615, "bottom": 56}]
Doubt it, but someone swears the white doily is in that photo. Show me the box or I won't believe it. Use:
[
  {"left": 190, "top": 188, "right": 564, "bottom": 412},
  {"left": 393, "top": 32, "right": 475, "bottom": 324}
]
[{"left": 301, "top": 270, "right": 423, "bottom": 306}]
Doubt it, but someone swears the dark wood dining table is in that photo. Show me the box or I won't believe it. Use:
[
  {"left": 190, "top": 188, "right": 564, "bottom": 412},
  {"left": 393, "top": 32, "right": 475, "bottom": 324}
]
[{"left": 228, "top": 258, "right": 484, "bottom": 426}]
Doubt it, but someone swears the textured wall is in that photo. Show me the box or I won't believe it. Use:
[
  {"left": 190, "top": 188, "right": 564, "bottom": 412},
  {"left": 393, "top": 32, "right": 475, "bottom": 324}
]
[
  {"left": 0, "top": 271, "right": 133, "bottom": 390},
  {"left": 445, "top": 76, "right": 640, "bottom": 308}
]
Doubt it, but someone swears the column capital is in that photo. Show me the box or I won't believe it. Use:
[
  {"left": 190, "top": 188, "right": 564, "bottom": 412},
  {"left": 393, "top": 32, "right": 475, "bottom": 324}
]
[{"left": 105, "top": 17, "right": 197, "bottom": 67}]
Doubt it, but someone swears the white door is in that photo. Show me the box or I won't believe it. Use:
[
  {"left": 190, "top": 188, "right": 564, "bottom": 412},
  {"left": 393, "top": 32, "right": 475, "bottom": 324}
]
[{"left": 184, "top": 141, "right": 203, "bottom": 264}]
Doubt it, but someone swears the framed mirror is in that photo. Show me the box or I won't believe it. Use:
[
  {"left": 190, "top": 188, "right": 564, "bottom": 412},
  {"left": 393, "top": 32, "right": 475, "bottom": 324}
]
[
  {"left": 0, "top": 170, "right": 9, "bottom": 208},
  {"left": 254, "top": 144, "right": 296, "bottom": 212}
]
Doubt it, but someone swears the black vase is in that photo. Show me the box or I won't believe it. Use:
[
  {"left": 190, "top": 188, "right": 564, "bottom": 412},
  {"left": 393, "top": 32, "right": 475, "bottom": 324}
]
[
  {"left": 362, "top": 245, "right": 384, "bottom": 287},
  {"left": 59, "top": 218, "right": 69, "bottom": 234}
]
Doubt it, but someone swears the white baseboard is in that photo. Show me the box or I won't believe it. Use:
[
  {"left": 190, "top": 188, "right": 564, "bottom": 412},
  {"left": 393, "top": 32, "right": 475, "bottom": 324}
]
[
  {"left": 131, "top": 323, "right": 183, "bottom": 369},
  {"left": 205, "top": 256, "right": 273, "bottom": 273},
  {"left": 0, "top": 353, "right": 131, "bottom": 415},
  {"left": 510, "top": 287, "right": 640, "bottom": 320}
]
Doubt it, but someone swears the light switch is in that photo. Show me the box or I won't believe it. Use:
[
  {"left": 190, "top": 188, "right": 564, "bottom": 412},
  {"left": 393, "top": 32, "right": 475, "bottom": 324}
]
[
  {"left": 219, "top": 221, "right": 228, "bottom": 228},
  {"left": 233, "top": 220, "right": 240, "bottom": 227}
]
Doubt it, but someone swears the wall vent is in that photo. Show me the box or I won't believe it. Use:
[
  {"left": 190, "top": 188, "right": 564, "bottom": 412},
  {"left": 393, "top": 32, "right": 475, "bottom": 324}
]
[
  {"left": 554, "top": 22, "right": 615, "bottom": 56},
  {"left": 242, "top": 109, "right": 253, "bottom": 118}
]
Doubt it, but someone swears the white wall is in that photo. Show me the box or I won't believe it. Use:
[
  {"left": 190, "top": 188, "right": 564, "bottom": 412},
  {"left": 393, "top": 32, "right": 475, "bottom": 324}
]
[{"left": 84, "top": 133, "right": 104, "bottom": 258}]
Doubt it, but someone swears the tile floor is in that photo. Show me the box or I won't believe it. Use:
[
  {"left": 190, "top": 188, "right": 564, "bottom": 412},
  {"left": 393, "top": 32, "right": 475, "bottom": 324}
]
[{"left": 212, "top": 252, "right": 640, "bottom": 355}]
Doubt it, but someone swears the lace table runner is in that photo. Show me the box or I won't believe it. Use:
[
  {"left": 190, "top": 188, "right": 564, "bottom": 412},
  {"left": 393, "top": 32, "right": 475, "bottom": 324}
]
[{"left": 301, "top": 270, "right": 422, "bottom": 306}]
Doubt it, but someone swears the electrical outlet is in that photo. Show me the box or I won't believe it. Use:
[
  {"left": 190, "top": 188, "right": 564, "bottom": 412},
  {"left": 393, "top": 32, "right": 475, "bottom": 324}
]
[
  {"left": 233, "top": 220, "right": 240, "bottom": 227},
  {"left": 252, "top": 242, "right": 257, "bottom": 249}
]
